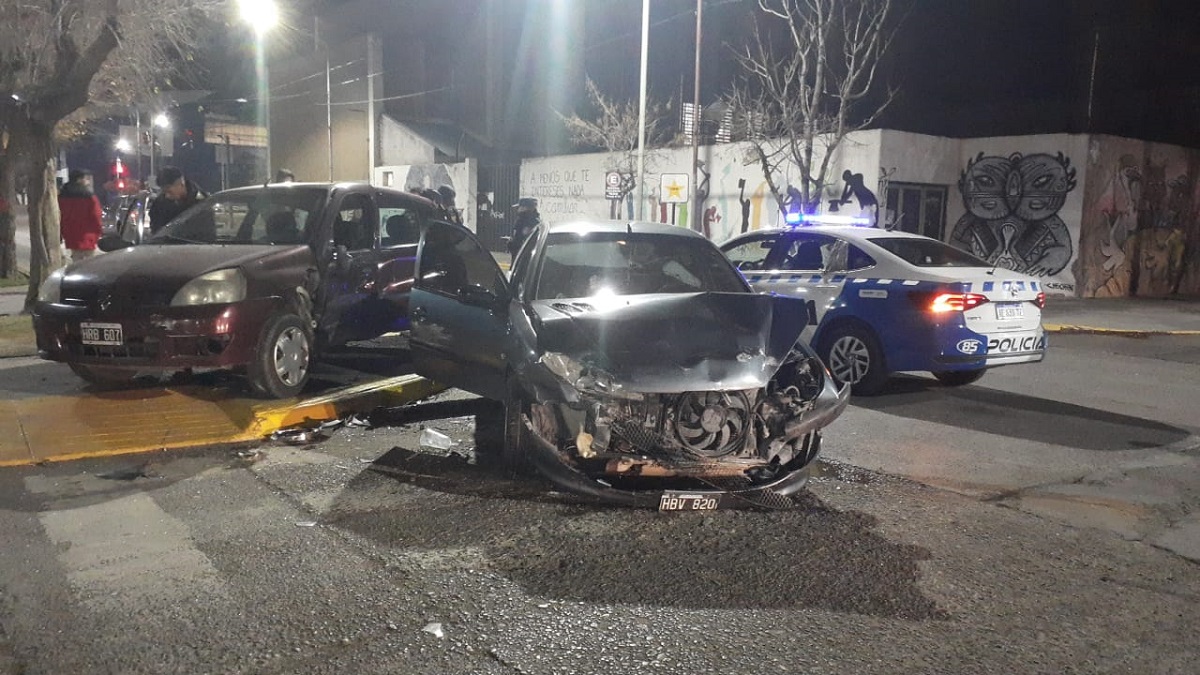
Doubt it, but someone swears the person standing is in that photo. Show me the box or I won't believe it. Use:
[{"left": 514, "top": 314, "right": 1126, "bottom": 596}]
[
  {"left": 58, "top": 169, "right": 104, "bottom": 262},
  {"left": 436, "top": 184, "right": 464, "bottom": 225},
  {"left": 508, "top": 197, "right": 540, "bottom": 258},
  {"left": 148, "top": 166, "right": 205, "bottom": 234}
]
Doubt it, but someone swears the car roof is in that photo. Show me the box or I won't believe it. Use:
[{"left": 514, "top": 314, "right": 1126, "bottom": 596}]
[
  {"left": 736, "top": 225, "right": 936, "bottom": 243},
  {"left": 211, "top": 182, "right": 436, "bottom": 205},
  {"left": 546, "top": 220, "right": 709, "bottom": 240}
]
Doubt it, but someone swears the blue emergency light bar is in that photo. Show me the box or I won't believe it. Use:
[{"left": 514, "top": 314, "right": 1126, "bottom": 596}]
[{"left": 786, "top": 213, "right": 873, "bottom": 226}]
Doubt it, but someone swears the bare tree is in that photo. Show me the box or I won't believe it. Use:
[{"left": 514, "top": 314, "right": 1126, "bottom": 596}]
[
  {"left": 0, "top": 0, "right": 218, "bottom": 310},
  {"left": 731, "top": 0, "right": 897, "bottom": 215},
  {"left": 559, "top": 77, "right": 676, "bottom": 217}
]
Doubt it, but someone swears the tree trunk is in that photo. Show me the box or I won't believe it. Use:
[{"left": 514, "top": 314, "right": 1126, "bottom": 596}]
[
  {"left": 0, "top": 152, "right": 16, "bottom": 279},
  {"left": 23, "top": 131, "right": 62, "bottom": 313}
]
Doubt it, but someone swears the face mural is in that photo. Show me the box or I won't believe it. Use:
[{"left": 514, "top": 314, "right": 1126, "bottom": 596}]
[{"left": 950, "top": 152, "right": 1077, "bottom": 277}]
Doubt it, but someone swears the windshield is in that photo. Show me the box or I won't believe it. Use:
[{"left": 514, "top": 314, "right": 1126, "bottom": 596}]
[
  {"left": 870, "top": 237, "right": 991, "bottom": 267},
  {"left": 149, "top": 187, "right": 329, "bottom": 245},
  {"left": 534, "top": 232, "right": 747, "bottom": 300}
]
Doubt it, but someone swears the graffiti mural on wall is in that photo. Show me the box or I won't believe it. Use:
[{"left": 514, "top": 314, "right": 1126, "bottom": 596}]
[
  {"left": 1083, "top": 150, "right": 1195, "bottom": 298},
  {"left": 829, "top": 170, "right": 879, "bottom": 224},
  {"left": 950, "top": 152, "right": 1076, "bottom": 277}
]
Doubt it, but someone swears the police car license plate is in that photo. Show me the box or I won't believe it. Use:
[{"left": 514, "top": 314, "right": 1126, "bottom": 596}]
[
  {"left": 658, "top": 492, "right": 722, "bottom": 512},
  {"left": 995, "top": 303, "right": 1024, "bottom": 320},
  {"left": 80, "top": 322, "right": 123, "bottom": 346}
]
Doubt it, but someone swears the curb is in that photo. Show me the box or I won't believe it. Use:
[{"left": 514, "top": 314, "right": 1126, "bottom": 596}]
[
  {"left": 0, "top": 373, "right": 446, "bottom": 467},
  {"left": 1043, "top": 323, "right": 1200, "bottom": 337}
]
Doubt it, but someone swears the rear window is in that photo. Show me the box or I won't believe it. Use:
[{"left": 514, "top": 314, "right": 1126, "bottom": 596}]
[
  {"left": 870, "top": 237, "right": 989, "bottom": 267},
  {"left": 535, "top": 232, "right": 747, "bottom": 299}
]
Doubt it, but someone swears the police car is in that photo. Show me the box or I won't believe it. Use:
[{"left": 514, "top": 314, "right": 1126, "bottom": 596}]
[{"left": 719, "top": 217, "right": 1046, "bottom": 394}]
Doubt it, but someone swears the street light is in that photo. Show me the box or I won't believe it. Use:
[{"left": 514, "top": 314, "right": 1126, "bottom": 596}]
[
  {"left": 238, "top": 0, "right": 279, "bottom": 180},
  {"left": 115, "top": 138, "right": 132, "bottom": 154},
  {"left": 149, "top": 112, "right": 170, "bottom": 186}
]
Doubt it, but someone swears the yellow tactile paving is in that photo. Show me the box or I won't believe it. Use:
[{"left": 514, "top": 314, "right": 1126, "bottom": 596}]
[{"left": 0, "top": 374, "right": 445, "bottom": 467}]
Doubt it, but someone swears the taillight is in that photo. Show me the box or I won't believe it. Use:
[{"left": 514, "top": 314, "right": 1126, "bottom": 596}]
[
  {"left": 930, "top": 292, "right": 989, "bottom": 313},
  {"left": 1034, "top": 292, "right": 1045, "bottom": 309}
]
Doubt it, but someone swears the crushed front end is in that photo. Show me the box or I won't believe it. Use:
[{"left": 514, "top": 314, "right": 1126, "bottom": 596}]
[{"left": 519, "top": 343, "right": 849, "bottom": 509}]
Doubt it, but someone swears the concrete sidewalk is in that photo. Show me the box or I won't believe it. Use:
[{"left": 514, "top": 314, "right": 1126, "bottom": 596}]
[{"left": 1042, "top": 296, "right": 1200, "bottom": 335}]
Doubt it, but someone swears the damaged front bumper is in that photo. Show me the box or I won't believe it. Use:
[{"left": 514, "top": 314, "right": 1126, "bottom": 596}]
[{"left": 520, "top": 368, "right": 851, "bottom": 509}]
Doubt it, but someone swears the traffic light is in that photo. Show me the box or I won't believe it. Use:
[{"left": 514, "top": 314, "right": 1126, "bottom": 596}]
[{"left": 113, "top": 159, "right": 126, "bottom": 191}]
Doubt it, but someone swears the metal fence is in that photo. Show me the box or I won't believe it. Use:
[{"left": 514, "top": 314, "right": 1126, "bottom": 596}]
[{"left": 476, "top": 163, "right": 521, "bottom": 251}]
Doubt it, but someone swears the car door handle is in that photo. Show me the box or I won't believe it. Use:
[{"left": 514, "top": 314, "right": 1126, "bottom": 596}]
[{"left": 411, "top": 306, "right": 428, "bottom": 322}]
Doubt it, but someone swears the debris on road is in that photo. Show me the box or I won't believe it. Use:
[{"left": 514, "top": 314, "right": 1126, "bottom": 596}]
[
  {"left": 421, "top": 622, "right": 445, "bottom": 638},
  {"left": 418, "top": 428, "right": 453, "bottom": 451},
  {"left": 294, "top": 521, "right": 317, "bottom": 527}
]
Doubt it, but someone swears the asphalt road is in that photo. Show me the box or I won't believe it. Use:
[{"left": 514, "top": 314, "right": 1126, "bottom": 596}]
[{"left": 0, "top": 333, "right": 1198, "bottom": 673}]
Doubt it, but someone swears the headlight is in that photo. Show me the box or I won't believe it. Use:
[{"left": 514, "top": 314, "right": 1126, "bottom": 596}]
[
  {"left": 37, "top": 268, "right": 66, "bottom": 303},
  {"left": 540, "top": 352, "right": 585, "bottom": 384},
  {"left": 539, "top": 352, "right": 642, "bottom": 400},
  {"left": 170, "top": 269, "right": 247, "bottom": 306}
]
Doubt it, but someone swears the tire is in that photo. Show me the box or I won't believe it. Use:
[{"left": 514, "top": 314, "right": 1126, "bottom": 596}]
[
  {"left": 247, "top": 313, "right": 312, "bottom": 399},
  {"left": 68, "top": 363, "right": 137, "bottom": 389},
  {"left": 502, "top": 379, "right": 535, "bottom": 473},
  {"left": 932, "top": 368, "right": 987, "bottom": 387},
  {"left": 818, "top": 323, "right": 889, "bottom": 396}
]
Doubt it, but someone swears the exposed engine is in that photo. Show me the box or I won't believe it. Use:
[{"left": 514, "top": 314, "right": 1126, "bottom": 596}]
[{"left": 535, "top": 348, "right": 828, "bottom": 481}]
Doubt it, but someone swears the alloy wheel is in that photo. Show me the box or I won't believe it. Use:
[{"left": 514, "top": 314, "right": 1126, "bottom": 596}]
[{"left": 828, "top": 335, "right": 871, "bottom": 384}]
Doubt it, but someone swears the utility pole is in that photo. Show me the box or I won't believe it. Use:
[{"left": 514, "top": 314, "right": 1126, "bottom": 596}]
[
  {"left": 689, "top": 0, "right": 703, "bottom": 232},
  {"left": 635, "top": 0, "right": 650, "bottom": 219},
  {"left": 367, "top": 33, "right": 380, "bottom": 183}
]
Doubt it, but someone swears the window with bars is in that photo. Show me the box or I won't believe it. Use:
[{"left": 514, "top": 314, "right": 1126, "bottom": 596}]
[{"left": 884, "top": 183, "right": 948, "bottom": 240}]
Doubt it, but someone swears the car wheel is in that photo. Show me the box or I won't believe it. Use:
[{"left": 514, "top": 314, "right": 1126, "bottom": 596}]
[
  {"left": 819, "top": 323, "right": 889, "bottom": 396},
  {"left": 248, "top": 313, "right": 312, "bottom": 399},
  {"left": 502, "top": 379, "right": 534, "bottom": 473},
  {"left": 932, "top": 368, "right": 987, "bottom": 387},
  {"left": 68, "top": 363, "right": 137, "bottom": 389}
]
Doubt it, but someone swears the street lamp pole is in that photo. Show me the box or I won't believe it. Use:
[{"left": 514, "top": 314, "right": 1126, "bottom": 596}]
[
  {"left": 635, "top": 0, "right": 650, "bottom": 220},
  {"left": 690, "top": 0, "right": 703, "bottom": 232},
  {"left": 151, "top": 113, "right": 169, "bottom": 188},
  {"left": 238, "top": 0, "right": 279, "bottom": 181}
]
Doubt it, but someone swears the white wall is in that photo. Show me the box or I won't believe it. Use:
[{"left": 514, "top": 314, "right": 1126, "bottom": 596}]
[
  {"left": 520, "top": 130, "right": 887, "bottom": 243},
  {"left": 373, "top": 158, "right": 477, "bottom": 231},
  {"left": 379, "top": 117, "right": 437, "bottom": 166}
]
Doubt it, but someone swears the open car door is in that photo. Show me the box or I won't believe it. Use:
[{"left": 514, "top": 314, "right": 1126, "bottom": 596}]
[{"left": 409, "top": 221, "right": 510, "bottom": 401}]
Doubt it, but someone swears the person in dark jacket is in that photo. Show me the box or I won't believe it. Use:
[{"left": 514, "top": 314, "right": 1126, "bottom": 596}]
[
  {"left": 58, "top": 169, "right": 104, "bottom": 262},
  {"left": 437, "top": 184, "right": 463, "bottom": 225},
  {"left": 148, "top": 166, "right": 206, "bottom": 234},
  {"left": 508, "top": 197, "right": 540, "bottom": 258}
]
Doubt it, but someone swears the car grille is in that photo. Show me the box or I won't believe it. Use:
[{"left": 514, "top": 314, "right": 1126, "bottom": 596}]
[
  {"left": 612, "top": 418, "right": 669, "bottom": 454},
  {"left": 60, "top": 287, "right": 175, "bottom": 311}
]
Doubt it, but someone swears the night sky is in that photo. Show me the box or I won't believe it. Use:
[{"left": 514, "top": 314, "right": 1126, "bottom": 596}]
[
  {"left": 200, "top": 0, "right": 1200, "bottom": 149},
  {"left": 571, "top": 0, "right": 1200, "bottom": 147}
]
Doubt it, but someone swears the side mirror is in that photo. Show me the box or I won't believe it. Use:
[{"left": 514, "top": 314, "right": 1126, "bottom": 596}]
[{"left": 97, "top": 234, "right": 134, "bottom": 252}]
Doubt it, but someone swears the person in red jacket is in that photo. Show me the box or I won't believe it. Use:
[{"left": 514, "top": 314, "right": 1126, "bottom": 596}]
[{"left": 58, "top": 169, "right": 104, "bottom": 262}]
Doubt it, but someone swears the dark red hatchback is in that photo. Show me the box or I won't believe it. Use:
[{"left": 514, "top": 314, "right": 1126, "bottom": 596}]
[{"left": 33, "top": 182, "right": 434, "bottom": 397}]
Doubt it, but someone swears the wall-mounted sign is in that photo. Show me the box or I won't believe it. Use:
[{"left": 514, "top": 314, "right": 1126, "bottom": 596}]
[{"left": 659, "top": 173, "right": 690, "bottom": 203}]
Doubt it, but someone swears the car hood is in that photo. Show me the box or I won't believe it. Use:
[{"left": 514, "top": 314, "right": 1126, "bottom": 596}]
[
  {"left": 62, "top": 244, "right": 308, "bottom": 294},
  {"left": 531, "top": 292, "right": 810, "bottom": 393}
]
